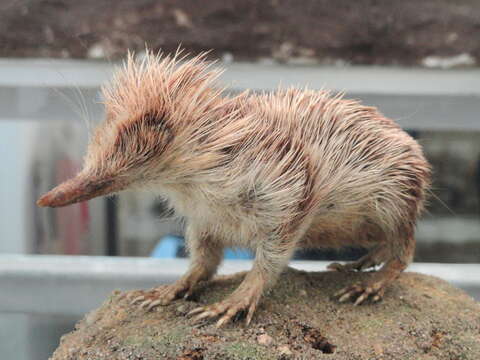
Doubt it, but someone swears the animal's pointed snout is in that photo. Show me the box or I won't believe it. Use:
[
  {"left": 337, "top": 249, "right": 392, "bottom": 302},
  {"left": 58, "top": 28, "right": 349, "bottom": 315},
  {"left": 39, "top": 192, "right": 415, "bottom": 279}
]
[{"left": 37, "top": 175, "right": 119, "bottom": 208}]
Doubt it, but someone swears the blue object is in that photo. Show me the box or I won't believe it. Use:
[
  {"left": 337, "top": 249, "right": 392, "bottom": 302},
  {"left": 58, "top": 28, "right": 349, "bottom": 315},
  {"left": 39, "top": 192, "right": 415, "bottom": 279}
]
[
  {"left": 151, "top": 235, "right": 253, "bottom": 260},
  {"left": 224, "top": 248, "right": 253, "bottom": 259},
  {"left": 151, "top": 235, "right": 183, "bottom": 258}
]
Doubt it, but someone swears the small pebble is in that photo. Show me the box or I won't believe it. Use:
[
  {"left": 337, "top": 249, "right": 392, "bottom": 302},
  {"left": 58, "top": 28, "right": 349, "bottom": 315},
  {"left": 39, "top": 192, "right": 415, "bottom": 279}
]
[
  {"left": 222, "top": 52, "right": 234, "bottom": 64},
  {"left": 257, "top": 333, "right": 273, "bottom": 346},
  {"left": 278, "top": 345, "right": 293, "bottom": 356},
  {"left": 176, "top": 305, "right": 187, "bottom": 314},
  {"left": 87, "top": 43, "right": 105, "bottom": 59},
  {"left": 373, "top": 343, "right": 384, "bottom": 356}
]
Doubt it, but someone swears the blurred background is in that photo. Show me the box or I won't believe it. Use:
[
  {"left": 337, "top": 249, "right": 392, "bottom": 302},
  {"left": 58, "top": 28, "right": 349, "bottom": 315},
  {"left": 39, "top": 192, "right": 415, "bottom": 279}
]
[{"left": 0, "top": 1, "right": 479, "bottom": 359}]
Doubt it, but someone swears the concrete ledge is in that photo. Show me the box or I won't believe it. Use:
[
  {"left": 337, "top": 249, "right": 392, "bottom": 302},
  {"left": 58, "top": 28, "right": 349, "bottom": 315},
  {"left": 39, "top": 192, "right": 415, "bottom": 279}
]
[
  {"left": 1, "top": 59, "right": 478, "bottom": 95},
  {"left": 1, "top": 59, "right": 478, "bottom": 131},
  {"left": 0, "top": 255, "right": 478, "bottom": 316}
]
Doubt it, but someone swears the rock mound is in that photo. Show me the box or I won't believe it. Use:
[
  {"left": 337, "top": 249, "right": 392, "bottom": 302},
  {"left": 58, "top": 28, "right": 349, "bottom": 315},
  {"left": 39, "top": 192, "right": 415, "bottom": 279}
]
[{"left": 51, "top": 268, "right": 480, "bottom": 359}]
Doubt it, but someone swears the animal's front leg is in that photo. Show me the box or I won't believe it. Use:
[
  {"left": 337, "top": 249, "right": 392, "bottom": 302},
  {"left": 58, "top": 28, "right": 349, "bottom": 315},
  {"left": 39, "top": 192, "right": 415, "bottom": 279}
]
[
  {"left": 131, "top": 225, "right": 223, "bottom": 310},
  {"left": 189, "top": 233, "right": 299, "bottom": 327}
]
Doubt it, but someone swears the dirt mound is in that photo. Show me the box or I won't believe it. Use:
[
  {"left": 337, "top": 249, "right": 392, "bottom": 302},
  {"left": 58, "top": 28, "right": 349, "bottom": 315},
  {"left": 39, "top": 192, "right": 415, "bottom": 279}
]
[{"left": 51, "top": 268, "right": 480, "bottom": 359}]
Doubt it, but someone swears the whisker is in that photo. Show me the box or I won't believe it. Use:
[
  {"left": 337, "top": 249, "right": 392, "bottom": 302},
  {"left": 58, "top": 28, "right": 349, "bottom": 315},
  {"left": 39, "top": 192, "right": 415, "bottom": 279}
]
[
  {"left": 52, "top": 70, "right": 92, "bottom": 134},
  {"left": 50, "top": 86, "right": 89, "bottom": 131}
]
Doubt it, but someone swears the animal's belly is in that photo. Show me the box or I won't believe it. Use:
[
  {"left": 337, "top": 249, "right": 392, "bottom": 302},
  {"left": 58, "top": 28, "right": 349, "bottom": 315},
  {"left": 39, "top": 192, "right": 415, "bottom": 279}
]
[{"left": 188, "top": 210, "right": 262, "bottom": 249}]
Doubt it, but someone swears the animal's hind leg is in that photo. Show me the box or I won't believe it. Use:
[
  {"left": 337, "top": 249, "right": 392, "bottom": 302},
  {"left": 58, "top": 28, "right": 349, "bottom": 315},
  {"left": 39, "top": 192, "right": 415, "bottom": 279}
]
[
  {"left": 327, "top": 245, "right": 388, "bottom": 272},
  {"left": 333, "top": 234, "right": 415, "bottom": 305}
]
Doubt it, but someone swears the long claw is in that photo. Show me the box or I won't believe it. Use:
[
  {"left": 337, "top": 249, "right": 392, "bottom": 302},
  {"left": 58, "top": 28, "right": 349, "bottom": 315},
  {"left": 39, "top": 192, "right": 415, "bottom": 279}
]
[
  {"left": 333, "top": 287, "right": 348, "bottom": 297},
  {"left": 334, "top": 280, "right": 386, "bottom": 305},
  {"left": 338, "top": 291, "right": 354, "bottom": 303},
  {"left": 129, "top": 282, "right": 194, "bottom": 311},
  {"left": 372, "top": 288, "right": 385, "bottom": 303},
  {"left": 130, "top": 295, "right": 145, "bottom": 305},
  {"left": 216, "top": 314, "right": 231, "bottom": 328},
  {"left": 354, "top": 293, "right": 368, "bottom": 306},
  {"left": 193, "top": 311, "right": 216, "bottom": 324},
  {"left": 187, "top": 296, "right": 259, "bottom": 326},
  {"left": 328, "top": 262, "right": 360, "bottom": 273},
  {"left": 146, "top": 300, "right": 162, "bottom": 311},
  {"left": 140, "top": 300, "right": 152, "bottom": 309},
  {"left": 246, "top": 303, "right": 256, "bottom": 325},
  {"left": 188, "top": 307, "right": 205, "bottom": 317}
]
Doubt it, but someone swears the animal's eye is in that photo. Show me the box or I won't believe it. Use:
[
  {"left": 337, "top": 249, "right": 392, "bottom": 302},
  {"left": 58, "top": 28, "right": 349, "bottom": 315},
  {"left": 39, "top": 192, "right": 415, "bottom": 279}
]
[
  {"left": 112, "top": 111, "right": 174, "bottom": 156},
  {"left": 141, "top": 111, "right": 174, "bottom": 143},
  {"left": 142, "top": 112, "right": 169, "bottom": 132}
]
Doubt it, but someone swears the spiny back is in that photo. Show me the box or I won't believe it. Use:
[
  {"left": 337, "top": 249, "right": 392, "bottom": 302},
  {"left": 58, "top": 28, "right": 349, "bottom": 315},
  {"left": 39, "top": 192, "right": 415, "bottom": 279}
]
[
  {"left": 236, "top": 88, "right": 430, "bottom": 234},
  {"left": 91, "top": 50, "right": 429, "bottom": 236}
]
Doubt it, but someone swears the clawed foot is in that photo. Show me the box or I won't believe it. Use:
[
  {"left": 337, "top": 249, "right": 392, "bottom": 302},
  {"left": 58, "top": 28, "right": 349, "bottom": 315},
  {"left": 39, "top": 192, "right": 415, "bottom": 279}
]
[
  {"left": 128, "top": 282, "right": 190, "bottom": 311},
  {"left": 327, "top": 261, "right": 372, "bottom": 272},
  {"left": 332, "top": 257, "right": 407, "bottom": 306},
  {"left": 328, "top": 246, "right": 387, "bottom": 273},
  {"left": 187, "top": 288, "right": 261, "bottom": 328},
  {"left": 332, "top": 280, "right": 385, "bottom": 305},
  {"left": 327, "top": 257, "right": 380, "bottom": 273}
]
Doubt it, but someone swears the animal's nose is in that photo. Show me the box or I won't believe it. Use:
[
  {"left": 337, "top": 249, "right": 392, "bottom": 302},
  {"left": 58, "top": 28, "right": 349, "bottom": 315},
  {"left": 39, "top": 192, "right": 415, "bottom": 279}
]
[{"left": 37, "top": 175, "right": 117, "bottom": 208}]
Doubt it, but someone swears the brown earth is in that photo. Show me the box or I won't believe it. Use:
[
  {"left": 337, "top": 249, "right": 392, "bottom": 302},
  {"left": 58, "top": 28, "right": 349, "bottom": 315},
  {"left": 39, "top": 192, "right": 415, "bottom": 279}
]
[
  {"left": 51, "top": 268, "right": 480, "bottom": 360},
  {"left": 1, "top": 0, "right": 480, "bottom": 66}
]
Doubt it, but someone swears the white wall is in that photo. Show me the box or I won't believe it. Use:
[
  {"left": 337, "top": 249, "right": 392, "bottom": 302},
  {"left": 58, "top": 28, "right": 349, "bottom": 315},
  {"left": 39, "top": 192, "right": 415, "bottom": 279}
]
[{"left": 0, "top": 120, "right": 37, "bottom": 254}]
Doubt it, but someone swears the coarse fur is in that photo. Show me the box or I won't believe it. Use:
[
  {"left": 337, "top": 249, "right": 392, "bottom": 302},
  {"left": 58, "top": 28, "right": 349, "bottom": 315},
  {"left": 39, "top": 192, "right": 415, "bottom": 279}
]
[{"left": 40, "top": 50, "right": 431, "bottom": 326}]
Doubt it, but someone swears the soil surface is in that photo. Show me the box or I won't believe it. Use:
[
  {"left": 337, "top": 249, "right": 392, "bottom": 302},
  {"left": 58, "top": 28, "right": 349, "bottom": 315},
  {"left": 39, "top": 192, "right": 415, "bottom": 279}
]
[
  {"left": 51, "top": 268, "right": 480, "bottom": 359},
  {"left": 1, "top": 0, "right": 479, "bottom": 66}
]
